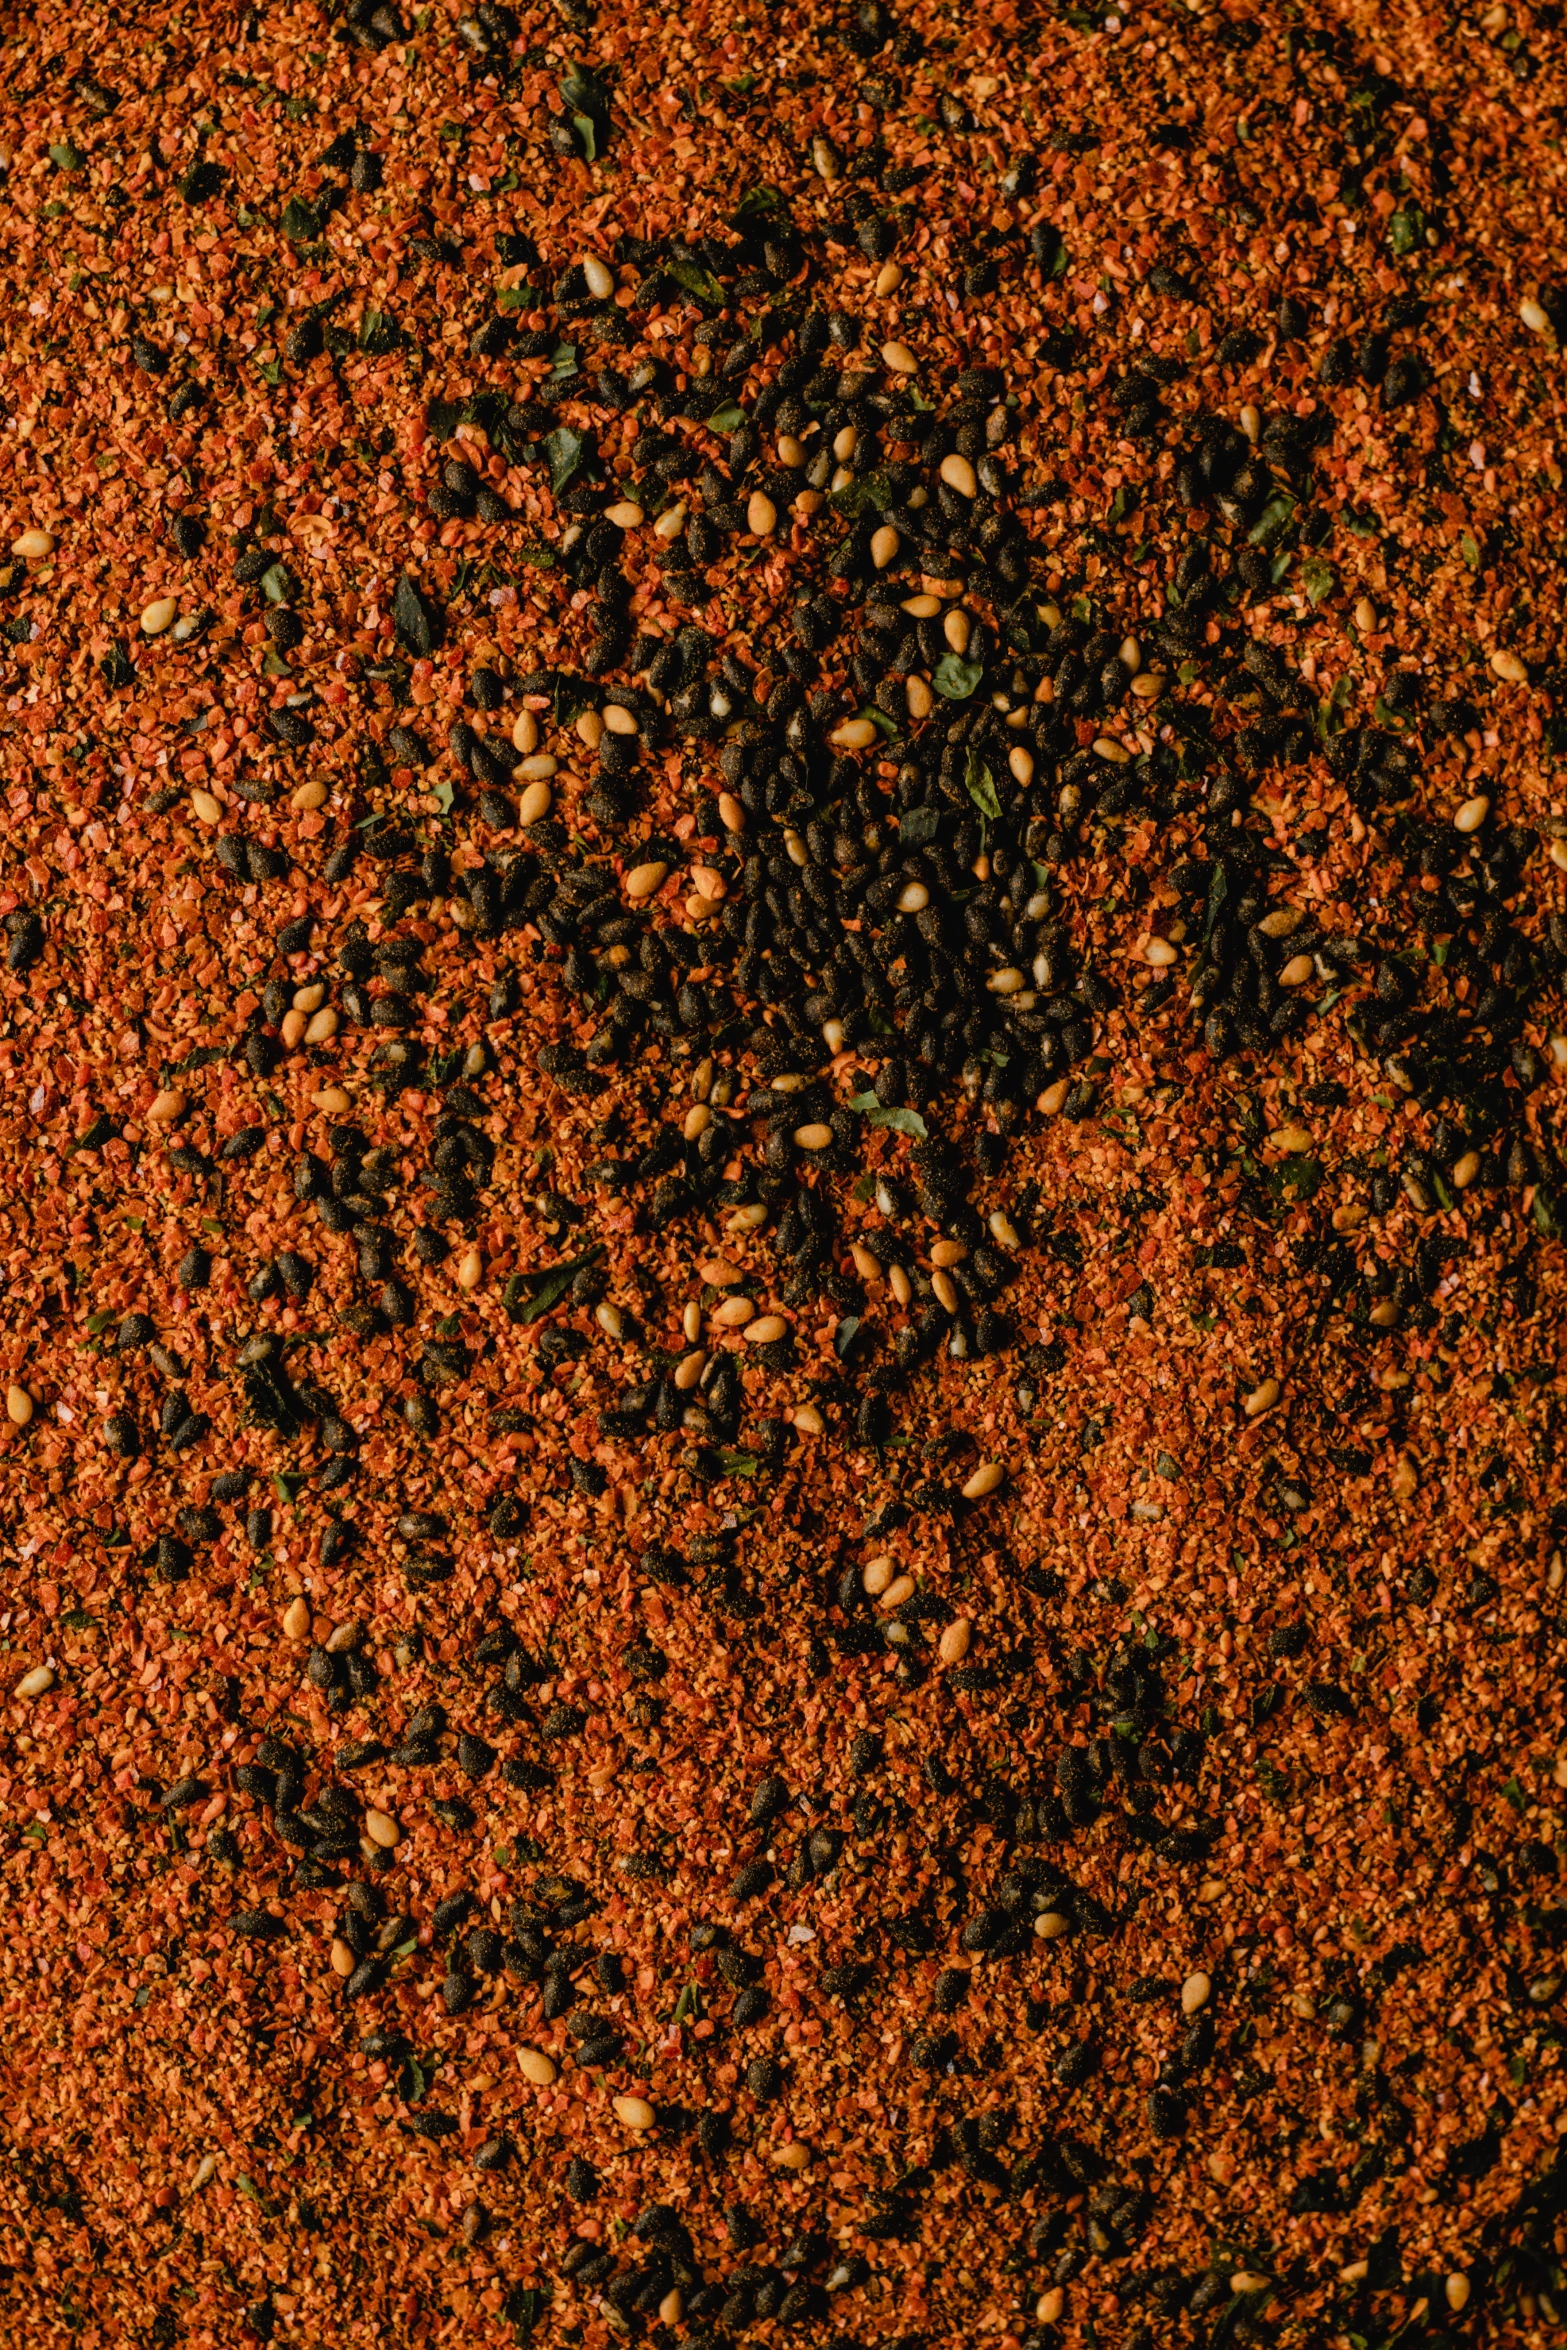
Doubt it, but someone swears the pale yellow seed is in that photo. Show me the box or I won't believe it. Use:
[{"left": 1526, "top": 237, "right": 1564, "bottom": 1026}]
[
  {"left": 1231, "top": 2273, "right": 1271, "bottom": 2297},
  {"left": 518, "top": 2047, "right": 557, "bottom": 2086},
  {"left": 943, "top": 608, "right": 971, "bottom": 655},
  {"left": 987, "top": 966, "right": 1027, "bottom": 995},
  {"left": 1244, "top": 1377, "right": 1280, "bottom": 1418},
  {"left": 830, "top": 716, "right": 879, "bottom": 750},
  {"left": 613, "top": 2095, "right": 655, "bottom": 2131},
  {"left": 581, "top": 254, "right": 615, "bottom": 299},
  {"left": 1391, "top": 1454, "right": 1419, "bottom": 1499},
  {"left": 1452, "top": 1149, "right": 1481, "bottom": 1190},
  {"left": 1354, "top": 596, "right": 1377, "bottom": 635},
  {"left": 1520, "top": 296, "right": 1551, "bottom": 334},
  {"left": 900, "top": 591, "right": 939, "bottom": 617},
  {"left": 330, "top": 1937, "right": 357, "bottom": 1978},
  {"left": 147, "top": 1088, "right": 186, "bottom": 1124},
  {"left": 190, "top": 789, "right": 223, "bottom": 826},
  {"left": 1008, "top": 744, "right": 1034, "bottom": 786},
  {"left": 1039, "top": 1076, "right": 1070, "bottom": 1115},
  {"left": 303, "top": 1008, "right": 338, "bottom": 1045},
  {"left": 988, "top": 1210, "right": 1020, "bottom": 1250},
  {"left": 658, "top": 2290, "right": 684, "bottom": 2327},
  {"left": 1130, "top": 671, "right": 1166, "bottom": 701},
  {"left": 1094, "top": 735, "right": 1132, "bottom": 764},
  {"left": 1331, "top": 1203, "right": 1368, "bottom": 1234},
  {"left": 15, "top": 1665, "right": 54, "bottom": 1699},
  {"left": 140, "top": 596, "right": 178, "bottom": 635},
  {"left": 930, "top": 1240, "right": 967, "bottom": 1267},
  {"left": 1144, "top": 937, "right": 1178, "bottom": 968},
  {"left": 1369, "top": 1300, "right": 1399, "bottom": 1330},
  {"left": 1239, "top": 402, "right": 1261, "bottom": 444},
  {"left": 881, "top": 340, "right": 917, "bottom": 374},
  {"left": 576, "top": 708, "right": 605, "bottom": 750},
  {"left": 364, "top": 1809, "right": 400, "bottom": 1849},
  {"left": 457, "top": 1245, "right": 482, "bottom": 1292},
  {"left": 5, "top": 1384, "right": 32, "bottom": 1427},
  {"left": 877, "top": 1575, "right": 916, "bottom": 1613},
  {"left": 717, "top": 790, "right": 745, "bottom": 833},
  {"left": 682, "top": 1300, "right": 703, "bottom": 1343},
  {"left": 747, "top": 491, "right": 777, "bottom": 537},
  {"left": 861, "top": 1554, "right": 896, "bottom": 1596},
  {"left": 1257, "top": 906, "right": 1302, "bottom": 937},
  {"left": 603, "top": 704, "right": 638, "bottom": 738},
  {"left": 1181, "top": 1970, "right": 1211, "bottom": 2015},
  {"left": 744, "top": 1314, "right": 787, "bottom": 1345},
  {"left": 292, "top": 981, "right": 326, "bottom": 1013},
  {"left": 775, "top": 2142, "right": 811, "bottom": 2171},
  {"left": 311, "top": 1085, "right": 351, "bottom": 1113},
  {"left": 1445, "top": 2275, "right": 1470, "bottom": 2314},
  {"left": 518, "top": 752, "right": 559, "bottom": 779},
  {"left": 776, "top": 433, "right": 805, "bottom": 468},
  {"left": 674, "top": 1351, "right": 707, "bottom": 1393},
  {"left": 1454, "top": 794, "right": 1490, "bottom": 834},
  {"left": 1340, "top": 2262, "right": 1370, "bottom": 2287},
  {"left": 605, "top": 499, "right": 644, "bottom": 529},
  {"left": 812, "top": 135, "right": 841, "bottom": 181},
  {"left": 698, "top": 1257, "right": 744, "bottom": 1287},
  {"left": 870, "top": 523, "right": 899, "bottom": 569},
  {"left": 1119, "top": 634, "right": 1142, "bottom": 674},
  {"left": 961, "top": 1462, "right": 1003, "bottom": 1501},
  {"left": 518, "top": 779, "right": 552, "bottom": 825},
  {"left": 281, "top": 1009, "right": 306, "bottom": 1049},
  {"left": 625, "top": 860, "right": 669, "bottom": 899},
  {"left": 11, "top": 527, "right": 54, "bottom": 560},
  {"left": 511, "top": 709, "right": 539, "bottom": 754},
  {"left": 291, "top": 779, "right": 328, "bottom": 812},
  {"left": 1491, "top": 647, "right": 1528, "bottom": 684},
  {"left": 906, "top": 674, "right": 933, "bottom": 720},
  {"left": 282, "top": 1596, "right": 312, "bottom": 1642},
  {"left": 714, "top": 1296, "right": 754, "bottom": 1326},
  {"left": 1034, "top": 1911, "right": 1071, "bottom": 1941},
  {"left": 896, "top": 880, "right": 929, "bottom": 914},
  {"left": 888, "top": 1264, "right": 912, "bottom": 1306},
  {"left": 792, "top": 1122, "right": 831, "bottom": 1152},
  {"left": 792, "top": 1402, "right": 824, "bottom": 1435},
  {"left": 1035, "top": 2287, "right": 1065, "bottom": 2325},
  {"left": 874, "top": 260, "right": 903, "bottom": 297},
  {"left": 939, "top": 453, "right": 978, "bottom": 499},
  {"left": 653, "top": 501, "right": 687, "bottom": 541},
  {"left": 1279, "top": 952, "right": 1315, "bottom": 988},
  {"left": 931, "top": 1268, "right": 960, "bottom": 1313},
  {"left": 682, "top": 1104, "right": 710, "bottom": 1143}
]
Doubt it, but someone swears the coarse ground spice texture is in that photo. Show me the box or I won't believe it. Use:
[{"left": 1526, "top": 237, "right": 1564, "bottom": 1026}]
[{"left": 4, "top": 0, "right": 1567, "bottom": 2344}]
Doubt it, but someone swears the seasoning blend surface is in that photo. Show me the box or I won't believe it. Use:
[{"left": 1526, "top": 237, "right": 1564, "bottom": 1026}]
[{"left": 2, "top": 3, "right": 1566, "bottom": 2345}]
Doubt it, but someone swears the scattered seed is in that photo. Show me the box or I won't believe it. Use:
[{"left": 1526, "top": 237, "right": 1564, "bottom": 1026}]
[{"left": 938, "top": 1618, "right": 972, "bottom": 1663}]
